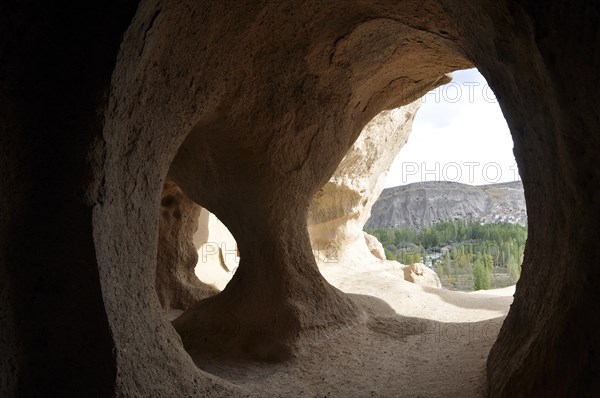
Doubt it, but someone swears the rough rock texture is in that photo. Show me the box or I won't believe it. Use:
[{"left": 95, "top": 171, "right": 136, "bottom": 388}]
[
  {"left": 366, "top": 181, "right": 526, "bottom": 230},
  {"left": 364, "top": 232, "right": 386, "bottom": 260},
  {"left": 402, "top": 263, "right": 443, "bottom": 288},
  {"left": 1, "top": 1, "right": 599, "bottom": 397},
  {"left": 156, "top": 181, "right": 218, "bottom": 311},
  {"left": 193, "top": 208, "right": 238, "bottom": 290},
  {"left": 0, "top": 3, "right": 142, "bottom": 397},
  {"left": 308, "top": 100, "right": 425, "bottom": 265}
]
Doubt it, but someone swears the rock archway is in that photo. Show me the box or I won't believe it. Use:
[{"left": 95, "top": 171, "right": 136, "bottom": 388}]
[
  {"left": 155, "top": 180, "right": 218, "bottom": 312},
  {"left": 160, "top": 2, "right": 469, "bottom": 361},
  {"left": 1, "top": 1, "right": 598, "bottom": 397}
]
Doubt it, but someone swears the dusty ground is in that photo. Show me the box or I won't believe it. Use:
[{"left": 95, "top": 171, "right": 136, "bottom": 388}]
[{"left": 180, "top": 259, "right": 514, "bottom": 397}]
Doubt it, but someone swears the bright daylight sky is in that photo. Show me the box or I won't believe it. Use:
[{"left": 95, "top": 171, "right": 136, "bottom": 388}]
[{"left": 384, "top": 68, "right": 520, "bottom": 188}]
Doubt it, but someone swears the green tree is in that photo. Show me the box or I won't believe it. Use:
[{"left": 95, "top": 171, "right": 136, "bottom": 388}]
[
  {"left": 399, "top": 250, "right": 420, "bottom": 264},
  {"left": 365, "top": 220, "right": 527, "bottom": 289},
  {"left": 473, "top": 254, "right": 493, "bottom": 290},
  {"left": 506, "top": 253, "right": 521, "bottom": 281},
  {"left": 384, "top": 249, "right": 396, "bottom": 261},
  {"left": 473, "top": 259, "right": 488, "bottom": 290}
]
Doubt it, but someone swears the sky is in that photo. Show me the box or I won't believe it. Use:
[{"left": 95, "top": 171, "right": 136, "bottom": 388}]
[{"left": 384, "top": 68, "right": 520, "bottom": 188}]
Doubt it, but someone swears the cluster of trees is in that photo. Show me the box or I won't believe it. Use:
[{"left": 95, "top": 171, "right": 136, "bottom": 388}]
[{"left": 366, "top": 220, "right": 527, "bottom": 290}]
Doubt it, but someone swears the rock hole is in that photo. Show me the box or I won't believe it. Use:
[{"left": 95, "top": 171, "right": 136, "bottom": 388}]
[{"left": 306, "top": 68, "right": 527, "bottom": 396}]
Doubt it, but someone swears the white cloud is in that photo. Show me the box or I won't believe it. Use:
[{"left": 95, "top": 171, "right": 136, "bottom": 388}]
[{"left": 385, "top": 68, "right": 519, "bottom": 187}]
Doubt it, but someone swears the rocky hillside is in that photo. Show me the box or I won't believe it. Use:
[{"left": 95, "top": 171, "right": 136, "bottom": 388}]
[{"left": 365, "top": 181, "right": 526, "bottom": 230}]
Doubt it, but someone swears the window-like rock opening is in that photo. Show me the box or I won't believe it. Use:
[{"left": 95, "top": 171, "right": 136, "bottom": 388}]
[
  {"left": 298, "top": 70, "right": 521, "bottom": 396},
  {"left": 155, "top": 177, "right": 239, "bottom": 320},
  {"left": 164, "top": 118, "right": 363, "bottom": 362},
  {"left": 192, "top": 208, "right": 238, "bottom": 290},
  {"left": 369, "top": 68, "right": 526, "bottom": 292},
  {"left": 156, "top": 180, "right": 218, "bottom": 316},
  {"left": 139, "top": 5, "right": 531, "bottom": 394}
]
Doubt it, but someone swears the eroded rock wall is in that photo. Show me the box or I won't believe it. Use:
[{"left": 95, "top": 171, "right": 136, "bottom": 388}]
[
  {"left": 0, "top": 3, "right": 141, "bottom": 397},
  {"left": 164, "top": 2, "right": 465, "bottom": 361},
  {"left": 307, "top": 99, "right": 445, "bottom": 288},
  {"left": 156, "top": 181, "right": 218, "bottom": 311},
  {"left": 308, "top": 100, "right": 426, "bottom": 265},
  {"left": 1, "top": 0, "right": 599, "bottom": 397}
]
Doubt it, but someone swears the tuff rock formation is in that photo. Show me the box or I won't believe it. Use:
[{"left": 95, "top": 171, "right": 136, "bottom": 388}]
[
  {"left": 307, "top": 99, "right": 448, "bottom": 292},
  {"left": 366, "top": 180, "right": 526, "bottom": 230},
  {"left": 403, "top": 263, "right": 443, "bottom": 288},
  {"left": 1, "top": 1, "right": 599, "bottom": 397},
  {"left": 308, "top": 100, "right": 426, "bottom": 266},
  {"left": 156, "top": 181, "right": 218, "bottom": 311},
  {"left": 307, "top": 99, "right": 444, "bottom": 288}
]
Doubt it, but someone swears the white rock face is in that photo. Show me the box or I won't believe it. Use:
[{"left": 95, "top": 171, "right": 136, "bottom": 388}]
[
  {"left": 307, "top": 99, "right": 444, "bottom": 289},
  {"left": 402, "top": 263, "right": 442, "bottom": 288},
  {"left": 193, "top": 208, "right": 238, "bottom": 290},
  {"left": 366, "top": 181, "right": 526, "bottom": 230},
  {"left": 308, "top": 100, "right": 420, "bottom": 266}
]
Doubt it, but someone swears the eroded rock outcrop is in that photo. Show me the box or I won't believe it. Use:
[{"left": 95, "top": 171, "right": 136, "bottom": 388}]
[
  {"left": 166, "top": 21, "right": 459, "bottom": 359},
  {"left": 308, "top": 100, "right": 427, "bottom": 266},
  {"left": 307, "top": 99, "right": 446, "bottom": 290},
  {"left": 366, "top": 180, "right": 526, "bottom": 230},
  {"left": 307, "top": 99, "right": 448, "bottom": 290},
  {"left": 156, "top": 181, "right": 218, "bottom": 311}
]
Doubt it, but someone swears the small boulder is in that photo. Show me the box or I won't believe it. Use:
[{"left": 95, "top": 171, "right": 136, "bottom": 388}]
[
  {"left": 363, "top": 232, "right": 386, "bottom": 260},
  {"left": 402, "top": 263, "right": 442, "bottom": 288}
]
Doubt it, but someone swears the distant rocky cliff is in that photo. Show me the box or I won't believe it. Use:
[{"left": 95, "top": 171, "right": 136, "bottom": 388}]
[{"left": 365, "top": 181, "right": 526, "bottom": 230}]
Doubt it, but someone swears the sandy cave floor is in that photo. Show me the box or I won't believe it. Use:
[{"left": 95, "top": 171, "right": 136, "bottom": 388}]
[{"left": 178, "top": 261, "right": 515, "bottom": 397}]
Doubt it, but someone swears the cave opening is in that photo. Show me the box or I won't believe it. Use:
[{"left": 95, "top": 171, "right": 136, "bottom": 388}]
[
  {"left": 148, "top": 23, "right": 535, "bottom": 395},
  {"left": 369, "top": 67, "right": 527, "bottom": 292},
  {"left": 296, "top": 67, "right": 525, "bottom": 396},
  {"left": 155, "top": 178, "right": 239, "bottom": 320},
  {"left": 99, "top": 2, "right": 592, "bottom": 396},
  {"left": 3, "top": 1, "right": 597, "bottom": 397},
  {"left": 156, "top": 67, "right": 526, "bottom": 396},
  {"left": 192, "top": 208, "right": 239, "bottom": 290}
]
